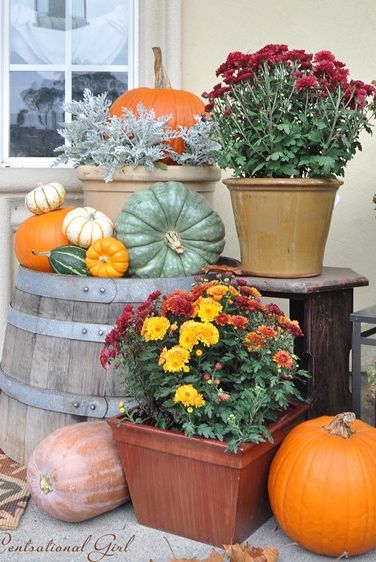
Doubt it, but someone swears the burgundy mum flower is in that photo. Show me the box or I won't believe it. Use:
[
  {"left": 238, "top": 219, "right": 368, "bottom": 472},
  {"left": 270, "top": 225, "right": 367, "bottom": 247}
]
[{"left": 295, "top": 75, "right": 319, "bottom": 92}]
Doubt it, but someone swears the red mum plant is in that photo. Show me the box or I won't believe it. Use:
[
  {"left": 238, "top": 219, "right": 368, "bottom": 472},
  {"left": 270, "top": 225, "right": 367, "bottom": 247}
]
[
  {"left": 101, "top": 274, "right": 308, "bottom": 452},
  {"left": 203, "top": 44, "right": 376, "bottom": 178}
]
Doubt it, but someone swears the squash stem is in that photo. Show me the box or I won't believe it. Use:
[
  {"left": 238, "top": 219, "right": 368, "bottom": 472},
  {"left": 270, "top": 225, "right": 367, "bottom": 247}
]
[
  {"left": 164, "top": 231, "right": 184, "bottom": 254},
  {"left": 322, "top": 412, "right": 355, "bottom": 439},
  {"left": 40, "top": 474, "right": 53, "bottom": 494}
]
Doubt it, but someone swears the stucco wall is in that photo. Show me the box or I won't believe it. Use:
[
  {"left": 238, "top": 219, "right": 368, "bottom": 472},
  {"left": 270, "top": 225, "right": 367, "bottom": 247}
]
[{"left": 181, "top": 0, "right": 376, "bottom": 313}]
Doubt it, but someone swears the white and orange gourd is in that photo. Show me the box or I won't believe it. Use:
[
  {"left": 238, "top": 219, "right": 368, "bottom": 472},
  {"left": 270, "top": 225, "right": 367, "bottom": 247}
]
[
  {"left": 62, "top": 206, "right": 114, "bottom": 249},
  {"left": 25, "top": 182, "right": 66, "bottom": 215}
]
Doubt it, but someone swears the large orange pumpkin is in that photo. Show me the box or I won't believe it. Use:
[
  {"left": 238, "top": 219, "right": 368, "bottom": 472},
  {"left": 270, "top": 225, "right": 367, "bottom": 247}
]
[
  {"left": 110, "top": 47, "right": 204, "bottom": 155},
  {"left": 14, "top": 207, "right": 74, "bottom": 272},
  {"left": 268, "top": 412, "right": 376, "bottom": 557},
  {"left": 27, "top": 421, "right": 130, "bottom": 522}
]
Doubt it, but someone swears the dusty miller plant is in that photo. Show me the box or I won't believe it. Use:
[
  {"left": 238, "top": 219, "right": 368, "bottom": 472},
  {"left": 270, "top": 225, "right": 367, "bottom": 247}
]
[
  {"left": 173, "top": 116, "right": 221, "bottom": 166},
  {"left": 54, "top": 89, "right": 219, "bottom": 181}
]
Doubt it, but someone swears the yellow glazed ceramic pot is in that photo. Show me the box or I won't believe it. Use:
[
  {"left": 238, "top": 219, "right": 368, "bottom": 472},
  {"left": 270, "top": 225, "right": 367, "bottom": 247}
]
[{"left": 223, "top": 177, "right": 343, "bottom": 278}]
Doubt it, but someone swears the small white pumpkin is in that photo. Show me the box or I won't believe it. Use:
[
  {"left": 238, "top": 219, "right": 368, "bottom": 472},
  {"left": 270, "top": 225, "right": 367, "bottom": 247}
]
[
  {"left": 62, "top": 206, "right": 114, "bottom": 249},
  {"left": 25, "top": 182, "right": 66, "bottom": 215}
]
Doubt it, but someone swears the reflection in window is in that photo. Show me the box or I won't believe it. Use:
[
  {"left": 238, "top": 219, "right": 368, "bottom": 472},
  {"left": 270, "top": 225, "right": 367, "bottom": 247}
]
[
  {"left": 35, "top": 0, "right": 88, "bottom": 31},
  {"left": 10, "top": 72, "right": 64, "bottom": 157},
  {"left": 72, "top": 72, "right": 127, "bottom": 103},
  {"left": 11, "top": 1, "right": 128, "bottom": 65},
  {"left": 7, "top": 0, "right": 130, "bottom": 158}
]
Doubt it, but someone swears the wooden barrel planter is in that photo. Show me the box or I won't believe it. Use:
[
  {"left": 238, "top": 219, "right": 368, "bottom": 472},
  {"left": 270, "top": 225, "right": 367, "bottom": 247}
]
[{"left": 0, "top": 266, "right": 196, "bottom": 465}]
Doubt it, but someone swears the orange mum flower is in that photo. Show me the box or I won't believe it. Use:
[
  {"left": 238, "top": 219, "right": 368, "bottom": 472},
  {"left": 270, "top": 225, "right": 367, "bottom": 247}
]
[
  {"left": 257, "top": 325, "right": 277, "bottom": 338},
  {"left": 244, "top": 331, "right": 266, "bottom": 350},
  {"left": 229, "top": 315, "right": 249, "bottom": 329},
  {"left": 272, "top": 350, "right": 294, "bottom": 370}
]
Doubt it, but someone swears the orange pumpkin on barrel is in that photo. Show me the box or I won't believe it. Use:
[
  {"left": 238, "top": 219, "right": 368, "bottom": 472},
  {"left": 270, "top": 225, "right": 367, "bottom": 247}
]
[{"left": 14, "top": 207, "right": 74, "bottom": 272}]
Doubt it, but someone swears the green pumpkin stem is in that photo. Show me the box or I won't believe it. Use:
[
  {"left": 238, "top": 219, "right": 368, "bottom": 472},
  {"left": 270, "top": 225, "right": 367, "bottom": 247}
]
[
  {"left": 152, "top": 47, "right": 172, "bottom": 89},
  {"left": 32, "top": 250, "right": 51, "bottom": 257},
  {"left": 322, "top": 412, "right": 356, "bottom": 439},
  {"left": 165, "top": 231, "right": 184, "bottom": 254}
]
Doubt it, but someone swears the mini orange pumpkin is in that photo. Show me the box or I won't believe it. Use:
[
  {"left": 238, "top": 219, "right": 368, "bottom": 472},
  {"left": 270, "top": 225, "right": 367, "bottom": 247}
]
[
  {"left": 110, "top": 47, "right": 204, "bottom": 156},
  {"left": 268, "top": 412, "right": 376, "bottom": 557},
  {"left": 14, "top": 207, "right": 74, "bottom": 272},
  {"left": 86, "top": 236, "right": 129, "bottom": 277}
]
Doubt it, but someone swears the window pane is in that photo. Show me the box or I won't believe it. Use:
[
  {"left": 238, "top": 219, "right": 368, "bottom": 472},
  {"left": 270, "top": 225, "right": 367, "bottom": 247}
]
[
  {"left": 10, "top": 0, "right": 65, "bottom": 64},
  {"left": 72, "top": 72, "right": 127, "bottom": 103},
  {"left": 72, "top": 0, "right": 128, "bottom": 65},
  {"left": 10, "top": 71, "right": 64, "bottom": 157}
]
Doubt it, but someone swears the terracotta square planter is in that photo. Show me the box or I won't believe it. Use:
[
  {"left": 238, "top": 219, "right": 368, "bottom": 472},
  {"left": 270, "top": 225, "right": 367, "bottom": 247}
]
[{"left": 107, "top": 401, "right": 309, "bottom": 546}]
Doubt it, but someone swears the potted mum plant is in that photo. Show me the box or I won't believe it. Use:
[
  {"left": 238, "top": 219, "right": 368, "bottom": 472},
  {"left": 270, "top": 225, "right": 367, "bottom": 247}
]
[
  {"left": 104, "top": 273, "right": 309, "bottom": 545},
  {"left": 54, "top": 48, "right": 221, "bottom": 222},
  {"left": 203, "top": 44, "right": 376, "bottom": 278}
]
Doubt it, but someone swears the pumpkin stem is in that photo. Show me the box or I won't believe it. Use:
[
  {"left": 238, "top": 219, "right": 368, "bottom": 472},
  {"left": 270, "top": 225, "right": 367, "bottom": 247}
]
[
  {"left": 40, "top": 474, "right": 53, "bottom": 494},
  {"left": 322, "top": 412, "right": 356, "bottom": 439},
  {"left": 99, "top": 256, "right": 109, "bottom": 263},
  {"left": 165, "top": 231, "right": 184, "bottom": 254},
  {"left": 153, "top": 47, "right": 172, "bottom": 89},
  {"left": 32, "top": 250, "right": 51, "bottom": 257}
]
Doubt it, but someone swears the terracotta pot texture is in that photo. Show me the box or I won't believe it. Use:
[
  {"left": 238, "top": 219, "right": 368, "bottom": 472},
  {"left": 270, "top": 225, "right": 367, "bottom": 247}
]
[
  {"left": 107, "top": 402, "right": 309, "bottom": 546},
  {"left": 77, "top": 165, "right": 221, "bottom": 223},
  {"left": 223, "top": 178, "right": 343, "bottom": 278}
]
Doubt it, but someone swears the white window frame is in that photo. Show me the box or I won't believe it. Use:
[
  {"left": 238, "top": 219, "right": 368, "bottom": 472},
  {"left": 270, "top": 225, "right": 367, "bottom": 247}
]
[{"left": 0, "top": 0, "right": 139, "bottom": 167}]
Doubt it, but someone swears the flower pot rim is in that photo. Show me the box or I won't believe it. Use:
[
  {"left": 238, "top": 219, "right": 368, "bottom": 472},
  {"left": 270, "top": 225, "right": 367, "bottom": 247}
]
[
  {"left": 77, "top": 163, "right": 222, "bottom": 182},
  {"left": 223, "top": 176, "right": 343, "bottom": 189},
  {"left": 107, "top": 401, "right": 309, "bottom": 460}
]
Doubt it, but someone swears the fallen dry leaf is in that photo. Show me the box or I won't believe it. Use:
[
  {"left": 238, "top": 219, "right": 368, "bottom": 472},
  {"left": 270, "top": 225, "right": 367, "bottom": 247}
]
[
  {"left": 223, "top": 543, "right": 279, "bottom": 562},
  {"left": 168, "top": 548, "right": 225, "bottom": 562},
  {"left": 201, "top": 264, "right": 246, "bottom": 276}
]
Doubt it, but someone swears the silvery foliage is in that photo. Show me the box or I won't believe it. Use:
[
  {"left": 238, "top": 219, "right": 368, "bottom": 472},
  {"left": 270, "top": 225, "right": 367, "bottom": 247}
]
[
  {"left": 54, "top": 89, "right": 219, "bottom": 181},
  {"left": 173, "top": 116, "right": 221, "bottom": 166},
  {"left": 54, "top": 89, "right": 174, "bottom": 181}
]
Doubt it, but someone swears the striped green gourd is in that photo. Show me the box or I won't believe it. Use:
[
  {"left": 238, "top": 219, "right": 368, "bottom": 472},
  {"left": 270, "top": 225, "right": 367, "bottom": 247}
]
[{"left": 32, "top": 245, "right": 89, "bottom": 276}]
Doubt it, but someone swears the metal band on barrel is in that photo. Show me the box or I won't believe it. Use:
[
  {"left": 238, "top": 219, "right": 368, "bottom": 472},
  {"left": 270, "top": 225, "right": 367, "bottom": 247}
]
[
  {"left": 8, "top": 306, "right": 111, "bottom": 342},
  {"left": 0, "top": 367, "right": 135, "bottom": 418},
  {"left": 15, "top": 266, "right": 194, "bottom": 303}
]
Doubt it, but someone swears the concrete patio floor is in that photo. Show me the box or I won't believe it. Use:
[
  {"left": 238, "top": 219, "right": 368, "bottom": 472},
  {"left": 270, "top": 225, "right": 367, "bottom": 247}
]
[{"left": 2, "top": 498, "right": 376, "bottom": 562}]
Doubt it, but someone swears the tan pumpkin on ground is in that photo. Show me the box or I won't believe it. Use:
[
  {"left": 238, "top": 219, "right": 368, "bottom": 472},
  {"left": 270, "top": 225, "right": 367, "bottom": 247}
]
[
  {"left": 62, "top": 206, "right": 114, "bottom": 248},
  {"left": 27, "top": 421, "right": 130, "bottom": 522},
  {"left": 25, "top": 182, "right": 66, "bottom": 215},
  {"left": 268, "top": 412, "right": 376, "bottom": 557},
  {"left": 86, "top": 236, "right": 129, "bottom": 277}
]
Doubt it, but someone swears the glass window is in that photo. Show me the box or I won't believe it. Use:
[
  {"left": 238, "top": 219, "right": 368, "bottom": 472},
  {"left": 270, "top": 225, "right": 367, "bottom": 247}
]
[{"left": 5, "top": 0, "right": 134, "bottom": 160}]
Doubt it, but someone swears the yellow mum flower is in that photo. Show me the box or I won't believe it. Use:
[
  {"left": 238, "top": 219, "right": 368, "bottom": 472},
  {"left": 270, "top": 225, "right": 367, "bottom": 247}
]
[
  {"left": 197, "top": 322, "right": 220, "bottom": 347},
  {"left": 193, "top": 393, "right": 206, "bottom": 407},
  {"left": 228, "top": 285, "right": 241, "bottom": 297},
  {"left": 179, "top": 320, "right": 201, "bottom": 350},
  {"left": 141, "top": 316, "right": 170, "bottom": 341},
  {"left": 196, "top": 297, "right": 223, "bottom": 322},
  {"left": 160, "top": 345, "right": 190, "bottom": 372},
  {"left": 249, "top": 287, "right": 261, "bottom": 297},
  {"left": 158, "top": 346, "right": 168, "bottom": 366},
  {"left": 173, "top": 384, "right": 205, "bottom": 408}
]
